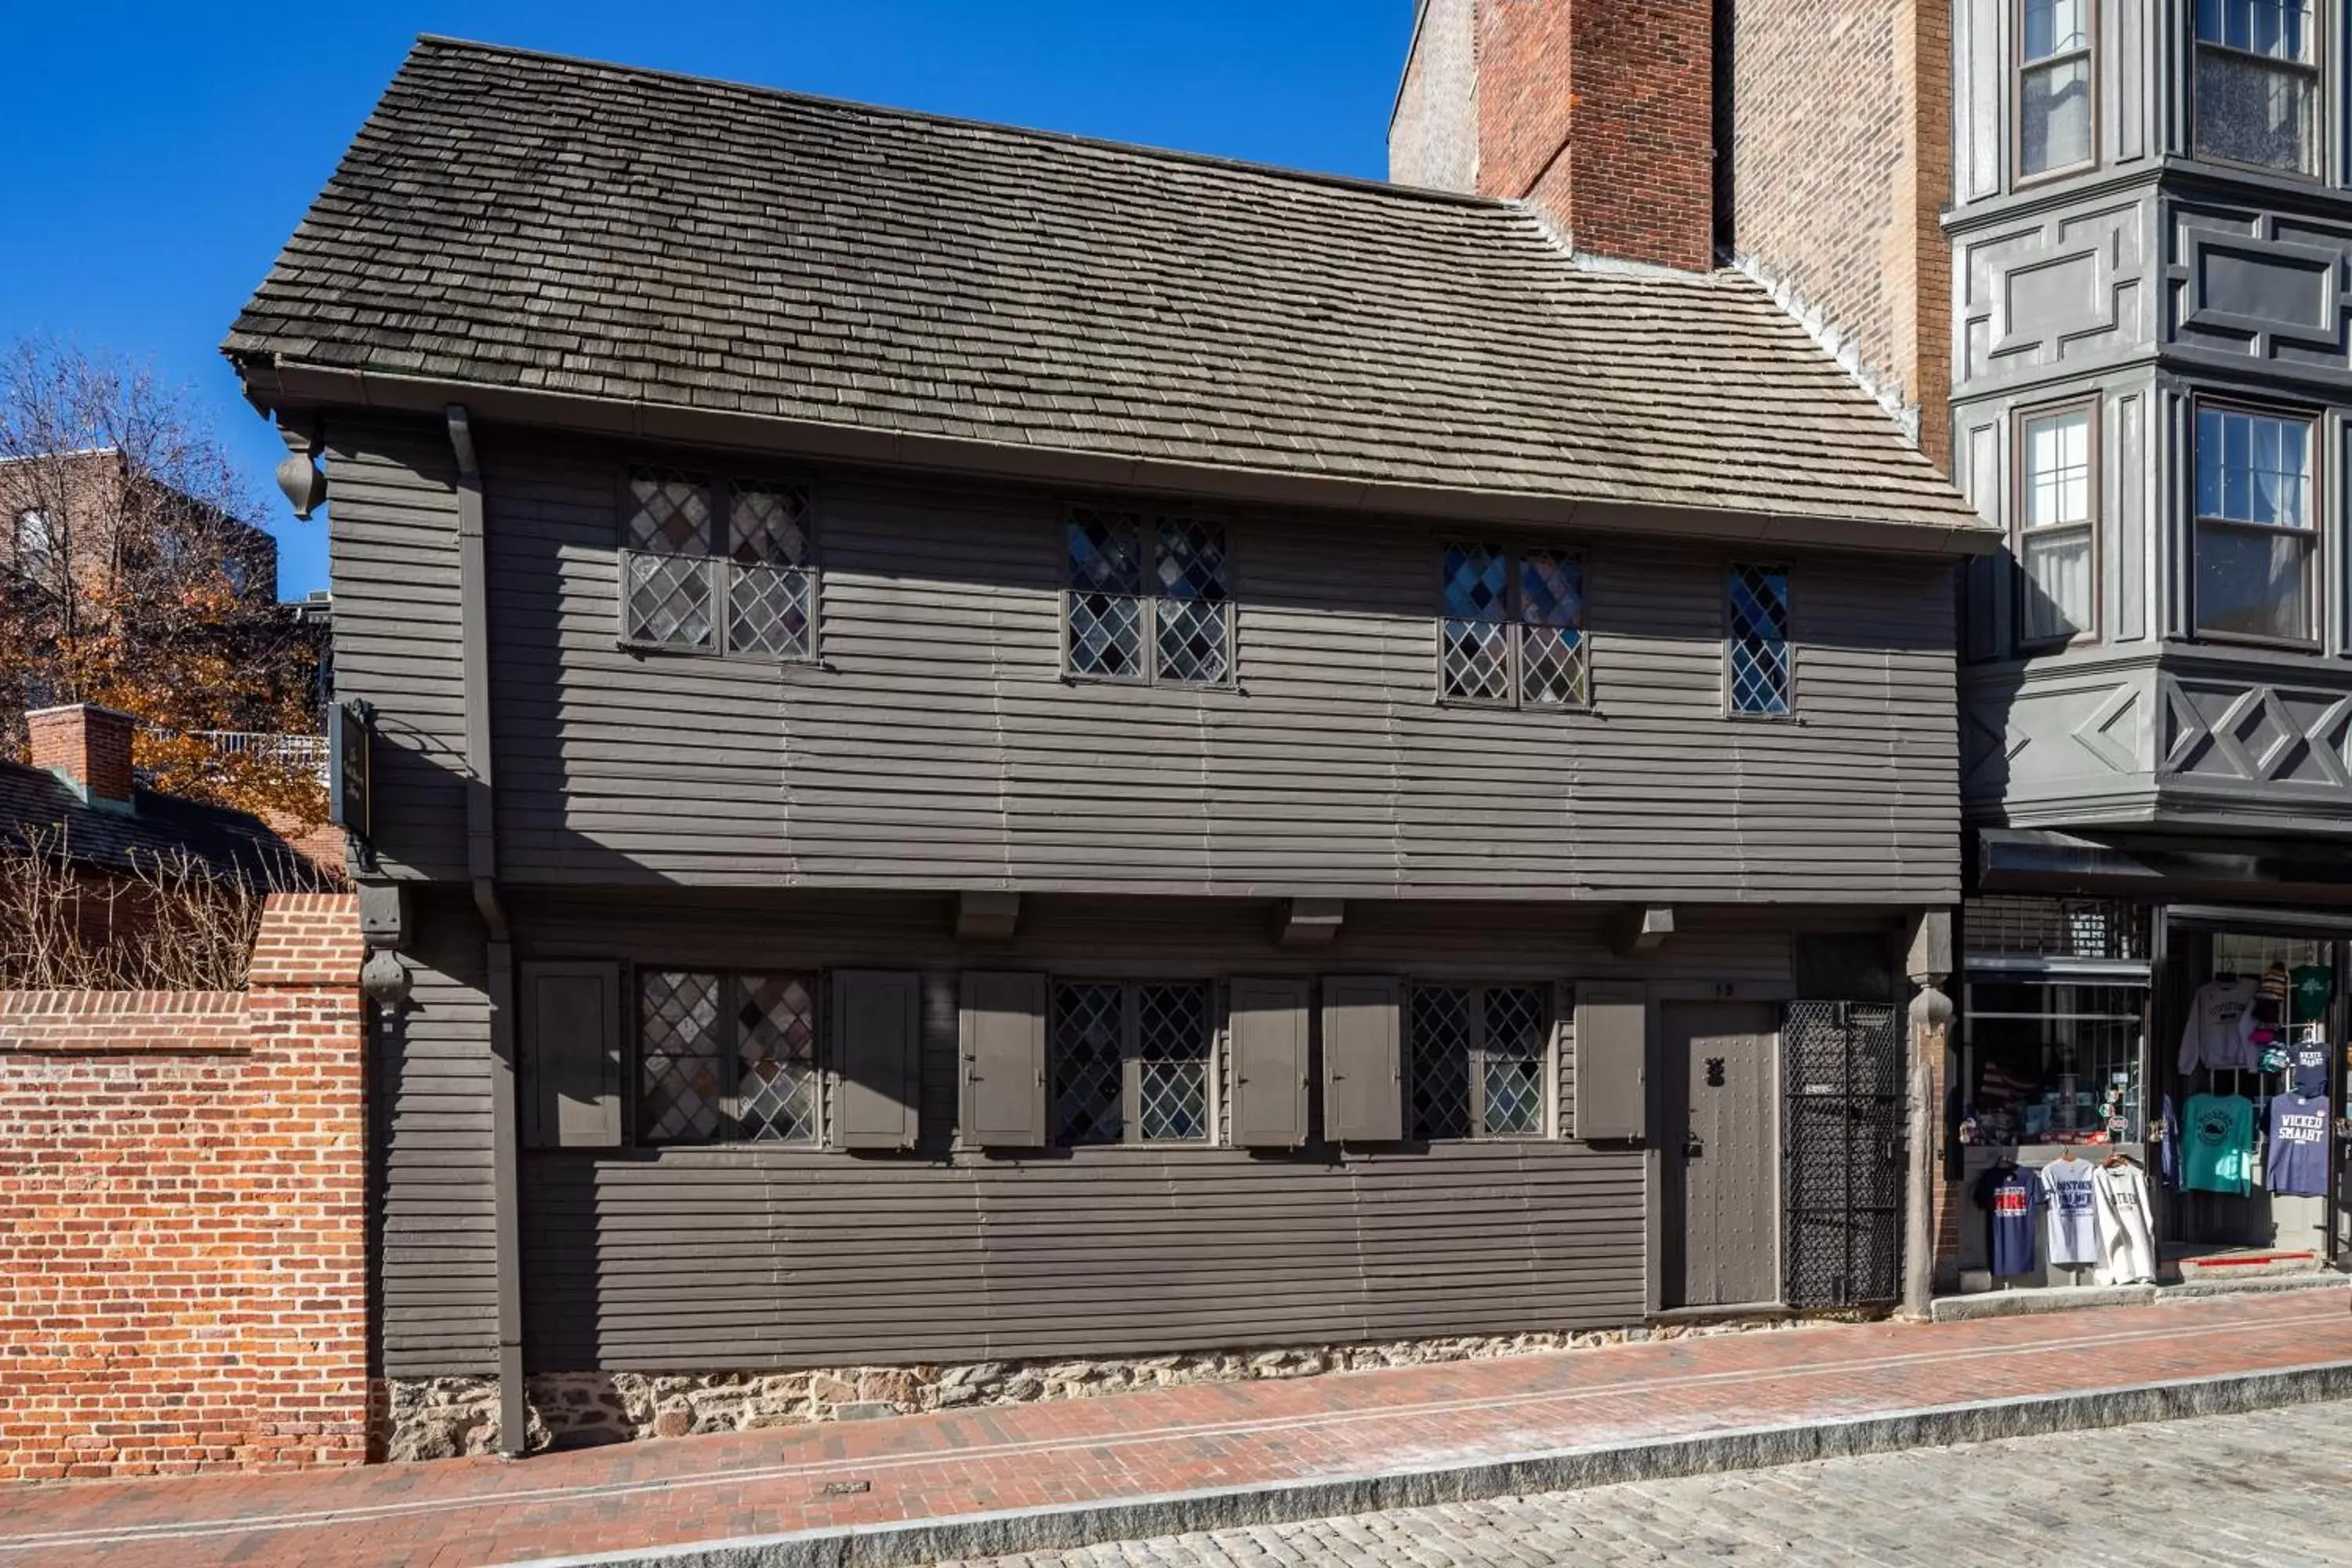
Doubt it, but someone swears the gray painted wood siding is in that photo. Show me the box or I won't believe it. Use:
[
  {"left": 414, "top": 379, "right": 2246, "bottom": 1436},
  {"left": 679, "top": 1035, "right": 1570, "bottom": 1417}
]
[
  {"left": 325, "top": 420, "right": 470, "bottom": 882},
  {"left": 463, "top": 891, "right": 1869, "bottom": 1372},
  {"left": 376, "top": 893, "right": 499, "bottom": 1376},
  {"left": 332, "top": 423, "right": 1959, "bottom": 902}
]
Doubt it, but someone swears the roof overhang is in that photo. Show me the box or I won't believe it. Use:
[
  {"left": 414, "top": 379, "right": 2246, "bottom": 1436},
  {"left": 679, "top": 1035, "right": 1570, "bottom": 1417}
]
[{"left": 236, "top": 356, "right": 2001, "bottom": 560}]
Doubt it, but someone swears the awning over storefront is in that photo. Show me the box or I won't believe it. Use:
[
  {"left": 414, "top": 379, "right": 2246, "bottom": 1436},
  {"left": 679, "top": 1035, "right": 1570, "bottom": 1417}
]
[{"left": 1976, "top": 829, "right": 2352, "bottom": 909}]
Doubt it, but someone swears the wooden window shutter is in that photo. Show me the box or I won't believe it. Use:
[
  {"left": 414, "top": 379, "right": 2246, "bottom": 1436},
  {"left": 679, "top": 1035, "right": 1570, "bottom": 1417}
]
[
  {"left": 520, "top": 960, "right": 622, "bottom": 1149},
  {"left": 830, "top": 970, "right": 921, "bottom": 1150},
  {"left": 958, "top": 971, "right": 1047, "bottom": 1148},
  {"left": 1321, "top": 975, "right": 1403, "bottom": 1142},
  {"left": 1229, "top": 978, "right": 1310, "bottom": 1149},
  {"left": 1575, "top": 982, "right": 1649, "bottom": 1142}
]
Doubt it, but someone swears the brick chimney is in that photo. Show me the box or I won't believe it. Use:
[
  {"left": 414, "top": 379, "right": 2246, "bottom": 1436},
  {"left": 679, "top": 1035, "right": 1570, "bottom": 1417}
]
[
  {"left": 1391, "top": 0, "right": 1718, "bottom": 273},
  {"left": 28, "top": 703, "right": 138, "bottom": 808}
]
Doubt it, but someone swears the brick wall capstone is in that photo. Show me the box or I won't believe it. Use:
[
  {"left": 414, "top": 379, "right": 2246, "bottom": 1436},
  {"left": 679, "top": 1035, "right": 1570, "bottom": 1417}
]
[{"left": 0, "top": 892, "right": 367, "bottom": 1482}]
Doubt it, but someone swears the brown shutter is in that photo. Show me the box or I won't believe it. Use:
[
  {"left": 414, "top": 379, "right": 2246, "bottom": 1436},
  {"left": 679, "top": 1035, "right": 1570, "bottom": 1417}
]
[
  {"left": 1575, "top": 982, "right": 1649, "bottom": 1142},
  {"left": 1229, "top": 978, "right": 1310, "bottom": 1149},
  {"left": 520, "top": 960, "right": 622, "bottom": 1149},
  {"left": 959, "top": 971, "right": 1047, "bottom": 1148},
  {"left": 831, "top": 969, "right": 921, "bottom": 1150},
  {"left": 1322, "top": 975, "right": 1403, "bottom": 1142}
]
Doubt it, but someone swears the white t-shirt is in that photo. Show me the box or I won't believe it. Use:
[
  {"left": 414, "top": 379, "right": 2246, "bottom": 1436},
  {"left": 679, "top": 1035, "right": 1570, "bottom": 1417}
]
[
  {"left": 2093, "top": 1161, "right": 2157, "bottom": 1286},
  {"left": 2179, "top": 978, "right": 2259, "bottom": 1074},
  {"left": 2039, "top": 1157, "right": 2103, "bottom": 1269}
]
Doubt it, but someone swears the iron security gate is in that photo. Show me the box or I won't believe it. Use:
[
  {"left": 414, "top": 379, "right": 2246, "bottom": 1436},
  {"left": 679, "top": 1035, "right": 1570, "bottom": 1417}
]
[{"left": 1782, "top": 1001, "right": 1905, "bottom": 1308}]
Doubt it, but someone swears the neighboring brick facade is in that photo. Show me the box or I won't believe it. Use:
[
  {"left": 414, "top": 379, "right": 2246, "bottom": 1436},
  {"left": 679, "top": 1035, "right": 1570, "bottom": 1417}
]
[
  {"left": 1480, "top": 0, "right": 1716, "bottom": 271},
  {"left": 1724, "top": 0, "right": 1953, "bottom": 463},
  {"left": 0, "top": 893, "right": 366, "bottom": 1480},
  {"left": 27, "top": 704, "right": 136, "bottom": 805},
  {"left": 1390, "top": 0, "right": 1479, "bottom": 190},
  {"left": 1389, "top": 0, "right": 1716, "bottom": 273}
]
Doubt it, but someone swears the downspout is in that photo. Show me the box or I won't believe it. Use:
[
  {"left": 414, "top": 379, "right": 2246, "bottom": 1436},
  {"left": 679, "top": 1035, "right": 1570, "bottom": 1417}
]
[{"left": 448, "top": 404, "right": 528, "bottom": 1457}]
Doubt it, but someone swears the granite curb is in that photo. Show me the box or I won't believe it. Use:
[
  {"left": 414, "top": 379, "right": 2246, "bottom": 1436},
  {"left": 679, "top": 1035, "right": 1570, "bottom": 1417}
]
[{"left": 508, "top": 1358, "right": 2352, "bottom": 1568}]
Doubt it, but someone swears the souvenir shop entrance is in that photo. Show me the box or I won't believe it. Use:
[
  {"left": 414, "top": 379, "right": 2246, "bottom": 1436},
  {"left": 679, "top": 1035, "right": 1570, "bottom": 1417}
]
[{"left": 1951, "top": 894, "right": 2348, "bottom": 1293}]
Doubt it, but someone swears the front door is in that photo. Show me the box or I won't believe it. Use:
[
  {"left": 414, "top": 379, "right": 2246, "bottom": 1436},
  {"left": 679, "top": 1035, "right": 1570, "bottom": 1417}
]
[{"left": 1663, "top": 1000, "right": 1780, "bottom": 1308}]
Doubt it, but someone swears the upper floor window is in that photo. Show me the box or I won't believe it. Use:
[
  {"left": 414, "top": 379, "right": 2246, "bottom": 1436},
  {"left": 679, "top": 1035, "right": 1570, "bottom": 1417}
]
[
  {"left": 2017, "top": 0, "right": 2096, "bottom": 179},
  {"left": 2017, "top": 402, "right": 2097, "bottom": 647},
  {"left": 638, "top": 969, "right": 820, "bottom": 1145},
  {"left": 1051, "top": 980, "right": 1213, "bottom": 1145},
  {"left": 1727, "top": 564, "right": 1793, "bottom": 716},
  {"left": 619, "top": 466, "right": 817, "bottom": 659},
  {"left": 1409, "top": 984, "right": 1548, "bottom": 1140},
  {"left": 2194, "top": 0, "right": 2319, "bottom": 175},
  {"left": 1439, "top": 544, "right": 1589, "bottom": 706},
  {"left": 1065, "top": 510, "right": 1231, "bottom": 684},
  {"left": 2194, "top": 405, "right": 2316, "bottom": 646}
]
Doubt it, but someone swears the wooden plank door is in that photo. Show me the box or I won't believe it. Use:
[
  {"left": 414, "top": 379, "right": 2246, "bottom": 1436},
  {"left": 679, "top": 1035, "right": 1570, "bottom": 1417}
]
[{"left": 1662, "top": 1000, "right": 1780, "bottom": 1309}]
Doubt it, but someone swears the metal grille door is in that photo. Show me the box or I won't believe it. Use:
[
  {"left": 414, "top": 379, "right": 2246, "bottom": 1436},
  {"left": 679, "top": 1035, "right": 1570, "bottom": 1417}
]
[{"left": 1782, "top": 1001, "right": 1905, "bottom": 1308}]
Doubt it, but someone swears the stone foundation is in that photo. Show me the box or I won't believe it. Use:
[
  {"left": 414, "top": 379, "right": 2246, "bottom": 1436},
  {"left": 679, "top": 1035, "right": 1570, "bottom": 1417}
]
[{"left": 383, "top": 1316, "right": 1835, "bottom": 1461}]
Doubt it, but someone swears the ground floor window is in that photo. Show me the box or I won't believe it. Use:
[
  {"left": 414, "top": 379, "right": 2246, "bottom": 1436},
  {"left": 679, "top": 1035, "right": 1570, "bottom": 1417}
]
[
  {"left": 637, "top": 969, "right": 820, "bottom": 1145},
  {"left": 1050, "top": 981, "right": 1214, "bottom": 1145},
  {"left": 1408, "top": 984, "right": 1548, "bottom": 1139}
]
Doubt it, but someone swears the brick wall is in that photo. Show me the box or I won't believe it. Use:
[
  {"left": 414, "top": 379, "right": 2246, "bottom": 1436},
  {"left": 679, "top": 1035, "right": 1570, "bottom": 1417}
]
[
  {"left": 1390, "top": 0, "right": 1480, "bottom": 189},
  {"left": 1725, "top": 0, "right": 1952, "bottom": 463},
  {"left": 0, "top": 893, "right": 366, "bottom": 1480},
  {"left": 1475, "top": 0, "right": 1716, "bottom": 272}
]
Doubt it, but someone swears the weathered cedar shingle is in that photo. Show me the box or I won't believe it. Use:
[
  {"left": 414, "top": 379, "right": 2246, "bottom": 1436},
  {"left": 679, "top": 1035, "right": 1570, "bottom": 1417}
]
[{"left": 227, "top": 37, "right": 1980, "bottom": 531}]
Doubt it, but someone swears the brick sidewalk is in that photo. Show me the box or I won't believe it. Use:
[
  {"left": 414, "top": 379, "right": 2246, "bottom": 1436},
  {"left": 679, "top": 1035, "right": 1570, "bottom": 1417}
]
[{"left": 2, "top": 1289, "right": 2347, "bottom": 1568}]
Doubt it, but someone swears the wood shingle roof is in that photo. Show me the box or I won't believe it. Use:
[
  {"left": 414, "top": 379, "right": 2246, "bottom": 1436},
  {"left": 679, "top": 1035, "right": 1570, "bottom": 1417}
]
[{"left": 227, "top": 37, "right": 1985, "bottom": 540}]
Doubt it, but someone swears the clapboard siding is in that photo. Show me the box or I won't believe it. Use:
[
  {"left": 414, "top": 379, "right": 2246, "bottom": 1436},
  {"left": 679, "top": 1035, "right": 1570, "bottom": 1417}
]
[
  {"left": 375, "top": 893, "right": 499, "bottom": 1376},
  {"left": 325, "top": 416, "right": 470, "bottom": 882},
  {"left": 428, "top": 429, "right": 1960, "bottom": 902},
  {"left": 495, "top": 891, "right": 1861, "bottom": 1371}
]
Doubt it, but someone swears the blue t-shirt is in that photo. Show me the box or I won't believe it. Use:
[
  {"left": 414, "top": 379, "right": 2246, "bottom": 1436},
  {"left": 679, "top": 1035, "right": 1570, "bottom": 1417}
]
[
  {"left": 1974, "top": 1163, "right": 2038, "bottom": 1277},
  {"left": 2183, "top": 1093, "right": 2256, "bottom": 1196},
  {"left": 2288, "top": 1041, "right": 2332, "bottom": 1098},
  {"left": 2267, "top": 1093, "right": 2331, "bottom": 1198}
]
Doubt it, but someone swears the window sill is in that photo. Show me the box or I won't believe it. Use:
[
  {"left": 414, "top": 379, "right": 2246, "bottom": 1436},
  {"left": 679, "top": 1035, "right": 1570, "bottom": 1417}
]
[
  {"left": 2189, "top": 630, "right": 2323, "bottom": 656},
  {"left": 615, "top": 636, "right": 822, "bottom": 667}
]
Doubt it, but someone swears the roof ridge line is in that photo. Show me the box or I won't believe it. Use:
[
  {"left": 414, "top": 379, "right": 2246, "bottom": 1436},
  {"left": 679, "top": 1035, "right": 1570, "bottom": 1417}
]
[
  {"left": 1728, "top": 251, "right": 1922, "bottom": 448},
  {"left": 405, "top": 33, "right": 1510, "bottom": 213}
]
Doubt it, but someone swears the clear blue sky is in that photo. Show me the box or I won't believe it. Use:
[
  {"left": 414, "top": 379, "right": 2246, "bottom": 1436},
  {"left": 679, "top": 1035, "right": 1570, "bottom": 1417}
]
[{"left": 0, "top": 1, "right": 1413, "bottom": 597}]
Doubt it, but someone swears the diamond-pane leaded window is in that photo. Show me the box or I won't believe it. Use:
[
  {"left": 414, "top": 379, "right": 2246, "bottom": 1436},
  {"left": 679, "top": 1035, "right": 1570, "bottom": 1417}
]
[
  {"left": 1065, "top": 510, "right": 1232, "bottom": 684},
  {"left": 1520, "top": 552, "right": 1588, "bottom": 706},
  {"left": 626, "top": 468, "right": 713, "bottom": 555},
  {"left": 1138, "top": 984, "right": 1210, "bottom": 1141},
  {"left": 640, "top": 970, "right": 725, "bottom": 1142},
  {"left": 1728, "top": 564, "right": 1793, "bottom": 717},
  {"left": 620, "top": 466, "right": 819, "bottom": 659},
  {"left": 1442, "top": 545, "right": 1590, "bottom": 708},
  {"left": 1051, "top": 979, "right": 1214, "bottom": 1145},
  {"left": 638, "top": 969, "right": 821, "bottom": 1145},
  {"left": 1410, "top": 986, "right": 1475, "bottom": 1139},
  {"left": 1410, "top": 983, "right": 1552, "bottom": 1141},
  {"left": 737, "top": 974, "right": 819, "bottom": 1143},
  {"left": 1052, "top": 982, "right": 1126, "bottom": 1145}
]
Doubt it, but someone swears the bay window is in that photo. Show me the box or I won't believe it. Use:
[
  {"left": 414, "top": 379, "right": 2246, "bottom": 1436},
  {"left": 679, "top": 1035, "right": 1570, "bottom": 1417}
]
[
  {"left": 2017, "top": 0, "right": 2096, "bottom": 179},
  {"left": 2194, "top": 0, "right": 2319, "bottom": 175},
  {"left": 2194, "top": 405, "right": 2316, "bottom": 647},
  {"left": 2016, "top": 402, "right": 2096, "bottom": 647}
]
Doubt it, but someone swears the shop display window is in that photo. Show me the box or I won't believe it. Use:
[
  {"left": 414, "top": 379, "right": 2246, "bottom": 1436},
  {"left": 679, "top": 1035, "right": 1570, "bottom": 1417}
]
[
  {"left": 1961, "top": 897, "right": 2151, "bottom": 1149},
  {"left": 1962, "top": 979, "right": 2147, "bottom": 1145}
]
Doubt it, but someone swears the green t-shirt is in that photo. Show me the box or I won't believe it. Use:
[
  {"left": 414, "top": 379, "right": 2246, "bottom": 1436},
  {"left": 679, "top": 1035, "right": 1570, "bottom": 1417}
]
[
  {"left": 2183, "top": 1092, "right": 2256, "bottom": 1196},
  {"left": 2291, "top": 964, "right": 2333, "bottom": 1025}
]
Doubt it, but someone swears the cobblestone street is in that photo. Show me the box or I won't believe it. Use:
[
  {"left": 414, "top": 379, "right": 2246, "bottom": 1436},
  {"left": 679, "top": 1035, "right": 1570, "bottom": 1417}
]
[{"left": 939, "top": 1399, "right": 2352, "bottom": 1567}]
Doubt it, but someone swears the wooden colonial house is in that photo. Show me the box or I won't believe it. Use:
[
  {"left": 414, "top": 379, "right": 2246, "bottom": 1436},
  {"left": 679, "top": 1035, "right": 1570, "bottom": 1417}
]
[{"left": 227, "top": 36, "right": 1991, "bottom": 1454}]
